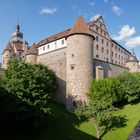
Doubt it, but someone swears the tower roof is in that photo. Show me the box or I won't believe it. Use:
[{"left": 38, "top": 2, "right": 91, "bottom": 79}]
[
  {"left": 12, "top": 22, "right": 23, "bottom": 43},
  {"left": 26, "top": 43, "right": 38, "bottom": 55},
  {"left": 126, "top": 49, "right": 139, "bottom": 63},
  {"left": 67, "top": 16, "right": 94, "bottom": 38},
  {"left": 4, "top": 42, "right": 13, "bottom": 51}
]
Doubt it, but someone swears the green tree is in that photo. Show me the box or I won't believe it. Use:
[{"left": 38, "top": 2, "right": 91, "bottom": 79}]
[
  {"left": 75, "top": 78, "right": 126, "bottom": 139},
  {"left": 0, "top": 59, "right": 56, "bottom": 127},
  {"left": 117, "top": 72, "right": 140, "bottom": 102}
]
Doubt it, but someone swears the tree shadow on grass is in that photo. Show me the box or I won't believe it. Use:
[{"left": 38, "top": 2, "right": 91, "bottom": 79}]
[
  {"left": 100, "top": 115, "right": 128, "bottom": 139},
  {"left": 0, "top": 101, "right": 97, "bottom": 140}
]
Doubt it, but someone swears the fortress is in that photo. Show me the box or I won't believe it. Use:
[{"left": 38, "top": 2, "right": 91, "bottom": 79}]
[{"left": 2, "top": 16, "right": 139, "bottom": 111}]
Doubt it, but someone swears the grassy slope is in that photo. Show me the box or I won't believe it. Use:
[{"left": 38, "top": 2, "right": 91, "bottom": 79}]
[
  {"left": 0, "top": 102, "right": 140, "bottom": 140},
  {"left": 78, "top": 103, "right": 140, "bottom": 140}
]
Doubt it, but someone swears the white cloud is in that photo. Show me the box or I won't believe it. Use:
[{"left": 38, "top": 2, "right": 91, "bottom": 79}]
[
  {"left": 40, "top": 7, "right": 57, "bottom": 14},
  {"left": 89, "top": 1, "right": 95, "bottom": 6},
  {"left": 125, "top": 36, "right": 140, "bottom": 48},
  {"left": 112, "top": 5, "right": 123, "bottom": 16},
  {"left": 90, "top": 14, "right": 101, "bottom": 21},
  {"left": 113, "top": 25, "right": 135, "bottom": 41}
]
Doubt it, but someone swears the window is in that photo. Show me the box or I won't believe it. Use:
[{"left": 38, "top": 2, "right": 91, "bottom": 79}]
[
  {"left": 118, "top": 47, "right": 120, "bottom": 51},
  {"left": 112, "top": 59, "right": 113, "bottom": 63},
  {"left": 102, "top": 47, "right": 104, "bottom": 52},
  {"left": 115, "top": 60, "right": 117, "bottom": 64},
  {"left": 104, "top": 32, "right": 106, "bottom": 37},
  {"left": 55, "top": 41, "right": 57, "bottom": 46},
  {"left": 102, "top": 39, "right": 104, "bottom": 44},
  {"left": 115, "top": 53, "right": 117, "bottom": 58},
  {"left": 112, "top": 51, "right": 114, "bottom": 57},
  {"left": 106, "top": 41, "right": 108, "bottom": 47},
  {"left": 96, "top": 45, "right": 99, "bottom": 50},
  {"left": 100, "top": 23, "right": 102, "bottom": 28},
  {"left": 43, "top": 46, "right": 45, "bottom": 50},
  {"left": 112, "top": 43, "right": 114, "bottom": 48},
  {"left": 101, "top": 29, "right": 102, "bottom": 34},
  {"left": 118, "top": 55, "right": 120, "bottom": 59},
  {"left": 73, "top": 101, "right": 77, "bottom": 107},
  {"left": 96, "top": 27, "right": 98, "bottom": 32},
  {"left": 106, "top": 49, "right": 109, "bottom": 54},
  {"left": 96, "top": 36, "right": 98, "bottom": 41},
  {"left": 115, "top": 45, "right": 117, "bottom": 50},
  {"left": 62, "top": 39, "right": 64, "bottom": 45},
  {"left": 70, "top": 64, "right": 75, "bottom": 70},
  {"left": 47, "top": 45, "right": 50, "bottom": 49},
  {"left": 96, "top": 54, "right": 99, "bottom": 58},
  {"left": 107, "top": 58, "right": 109, "bottom": 62}
]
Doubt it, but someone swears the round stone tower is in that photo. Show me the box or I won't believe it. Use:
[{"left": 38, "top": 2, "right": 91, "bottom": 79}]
[
  {"left": 66, "top": 16, "right": 95, "bottom": 112},
  {"left": 126, "top": 49, "right": 139, "bottom": 72},
  {"left": 2, "top": 42, "right": 13, "bottom": 69},
  {"left": 26, "top": 43, "right": 38, "bottom": 64}
]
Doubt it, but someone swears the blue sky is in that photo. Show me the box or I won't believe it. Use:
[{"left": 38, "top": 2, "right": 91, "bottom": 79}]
[{"left": 0, "top": 0, "right": 140, "bottom": 61}]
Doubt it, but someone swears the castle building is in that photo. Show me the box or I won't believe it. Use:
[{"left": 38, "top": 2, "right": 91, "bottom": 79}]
[
  {"left": 2, "top": 16, "right": 140, "bottom": 112},
  {"left": 2, "top": 23, "right": 29, "bottom": 69}
]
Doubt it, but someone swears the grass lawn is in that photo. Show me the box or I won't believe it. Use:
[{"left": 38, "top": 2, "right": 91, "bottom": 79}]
[{"left": 0, "top": 102, "right": 140, "bottom": 140}]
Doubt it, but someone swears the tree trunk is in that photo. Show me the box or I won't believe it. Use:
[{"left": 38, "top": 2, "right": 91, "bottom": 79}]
[{"left": 92, "top": 118, "right": 100, "bottom": 139}]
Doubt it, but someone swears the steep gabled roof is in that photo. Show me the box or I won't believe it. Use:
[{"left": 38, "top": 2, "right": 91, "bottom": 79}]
[
  {"left": 67, "top": 16, "right": 93, "bottom": 37},
  {"left": 4, "top": 42, "right": 13, "bottom": 51},
  {"left": 26, "top": 43, "right": 38, "bottom": 55}
]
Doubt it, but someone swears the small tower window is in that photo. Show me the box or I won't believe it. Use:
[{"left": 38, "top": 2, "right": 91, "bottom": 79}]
[
  {"left": 96, "top": 54, "right": 99, "bottom": 58},
  {"left": 73, "top": 101, "right": 77, "bottom": 107},
  {"left": 70, "top": 64, "right": 75, "bottom": 70},
  {"left": 72, "top": 54, "right": 74, "bottom": 57},
  {"left": 96, "top": 36, "right": 98, "bottom": 41},
  {"left": 96, "top": 45, "right": 99, "bottom": 50}
]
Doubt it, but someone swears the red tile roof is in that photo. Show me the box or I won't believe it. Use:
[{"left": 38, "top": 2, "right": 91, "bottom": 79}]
[
  {"left": 67, "top": 16, "right": 93, "bottom": 37},
  {"left": 4, "top": 42, "right": 13, "bottom": 51},
  {"left": 26, "top": 43, "right": 38, "bottom": 55},
  {"left": 37, "top": 18, "right": 94, "bottom": 48}
]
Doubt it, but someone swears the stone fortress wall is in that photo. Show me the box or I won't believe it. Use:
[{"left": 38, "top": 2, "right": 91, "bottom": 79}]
[{"left": 37, "top": 47, "right": 67, "bottom": 104}]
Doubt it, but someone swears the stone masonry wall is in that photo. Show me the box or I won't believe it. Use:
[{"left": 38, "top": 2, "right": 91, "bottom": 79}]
[
  {"left": 66, "top": 35, "right": 94, "bottom": 112},
  {"left": 94, "top": 59, "right": 129, "bottom": 78},
  {"left": 37, "top": 48, "right": 66, "bottom": 104}
]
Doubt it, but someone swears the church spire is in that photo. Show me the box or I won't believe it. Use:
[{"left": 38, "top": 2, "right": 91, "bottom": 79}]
[{"left": 16, "top": 17, "right": 20, "bottom": 32}]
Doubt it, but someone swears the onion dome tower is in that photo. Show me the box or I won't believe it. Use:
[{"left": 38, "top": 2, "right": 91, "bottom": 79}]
[
  {"left": 12, "top": 22, "right": 23, "bottom": 43},
  {"left": 66, "top": 16, "right": 95, "bottom": 112},
  {"left": 26, "top": 43, "right": 38, "bottom": 64},
  {"left": 126, "top": 49, "right": 139, "bottom": 72}
]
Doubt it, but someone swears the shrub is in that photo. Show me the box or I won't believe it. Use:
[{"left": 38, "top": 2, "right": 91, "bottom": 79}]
[
  {"left": 0, "top": 60, "right": 56, "bottom": 128},
  {"left": 89, "top": 77, "right": 124, "bottom": 104},
  {"left": 117, "top": 72, "right": 140, "bottom": 103}
]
